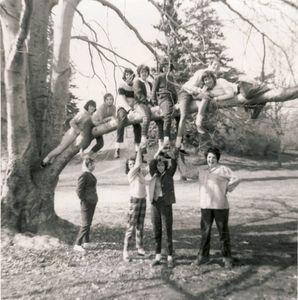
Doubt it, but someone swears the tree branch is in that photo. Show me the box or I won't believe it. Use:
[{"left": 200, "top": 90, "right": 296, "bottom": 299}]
[
  {"left": 91, "top": 0, "right": 158, "bottom": 59},
  {"left": 217, "top": 0, "right": 297, "bottom": 85}
]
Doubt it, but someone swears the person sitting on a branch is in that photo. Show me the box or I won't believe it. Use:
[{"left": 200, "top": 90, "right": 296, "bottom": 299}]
[
  {"left": 151, "top": 57, "right": 178, "bottom": 157},
  {"left": 114, "top": 68, "right": 141, "bottom": 159},
  {"left": 41, "top": 100, "right": 96, "bottom": 168},
  {"left": 80, "top": 93, "right": 116, "bottom": 159},
  {"left": 133, "top": 64, "right": 163, "bottom": 155}
]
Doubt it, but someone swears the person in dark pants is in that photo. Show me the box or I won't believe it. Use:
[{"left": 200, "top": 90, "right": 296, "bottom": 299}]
[
  {"left": 114, "top": 68, "right": 142, "bottom": 158},
  {"left": 133, "top": 64, "right": 164, "bottom": 154},
  {"left": 80, "top": 93, "right": 116, "bottom": 159},
  {"left": 148, "top": 148, "right": 178, "bottom": 268},
  {"left": 193, "top": 147, "right": 241, "bottom": 268},
  {"left": 74, "top": 158, "right": 98, "bottom": 253},
  {"left": 151, "top": 57, "right": 178, "bottom": 155}
]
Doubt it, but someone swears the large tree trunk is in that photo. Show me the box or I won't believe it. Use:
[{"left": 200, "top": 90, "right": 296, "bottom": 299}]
[{"left": 1, "top": 0, "right": 81, "bottom": 241}]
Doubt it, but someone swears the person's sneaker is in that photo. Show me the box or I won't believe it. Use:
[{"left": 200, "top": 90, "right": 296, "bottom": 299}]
[
  {"left": 73, "top": 245, "right": 86, "bottom": 254},
  {"left": 139, "top": 142, "right": 147, "bottom": 155},
  {"left": 83, "top": 242, "right": 98, "bottom": 250},
  {"left": 196, "top": 126, "right": 205, "bottom": 134},
  {"left": 138, "top": 248, "right": 146, "bottom": 256},
  {"left": 224, "top": 260, "right": 233, "bottom": 269},
  {"left": 179, "top": 149, "right": 190, "bottom": 156},
  {"left": 40, "top": 161, "right": 46, "bottom": 169},
  {"left": 167, "top": 260, "right": 174, "bottom": 269},
  {"left": 123, "top": 252, "right": 131, "bottom": 262},
  {"left": 114, "top": 148, "right": 120, "bottom": 159},
  {"left": 193, "top": 255, "right": 209, "bottom": 266},
  {"left": 151, "top": 260, "right": 161, "bottom": 267}
]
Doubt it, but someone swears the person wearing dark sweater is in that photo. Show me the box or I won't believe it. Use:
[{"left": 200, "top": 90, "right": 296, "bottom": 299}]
[
  {"left": 74, "top": 158, "right": 98, "bottom": 253},
  {"left": 114, "top": 68, "right": 142, "bottom": 158},
  {"left": 151, "top": 57, "right": 178, "bottom": 156},
  {"left": 133, "top": 64, "right": 163, "bottom": 154},
  {"left": 148, "top": 148, "right": 178, "bottom": 268}
]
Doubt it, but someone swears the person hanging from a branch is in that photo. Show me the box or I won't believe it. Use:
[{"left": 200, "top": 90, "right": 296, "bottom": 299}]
[
  {"left": 40, "top": 100, "right": 97, "bottom": 168},
  {"left": 151, "top": 57, "right": 178, "bottom": 157},
  {"left": 80, "top": 93, "right": 116, "bottom": 159},
  {"left": 114, "top": 68, "right": 142, "bottom": 159},
  {"left": 133, "top": 64, "right": 164, "bottom": 155}
]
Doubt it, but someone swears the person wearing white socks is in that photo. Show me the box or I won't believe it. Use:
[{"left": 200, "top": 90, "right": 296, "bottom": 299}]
[{"left": 148, "top": 148, "right": 178, "bottom": 268}]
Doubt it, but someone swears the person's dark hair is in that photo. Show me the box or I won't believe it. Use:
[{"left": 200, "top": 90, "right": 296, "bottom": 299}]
[
  {"left": 154, "top": 157, "right": 169, "bottom": 173},
  {"left": 104, "top": 93, "right": 114, "bottom": 102},
  {"left": 204, "top": 147, "right": 221, "bottom": 162},
  {"left": 159, "top": 63, "right": 174, "bottom": 73},
  {"left": 201, "top": 70, "right": 217, "bottom": 87},
  {"left": 83, "top": 100, "right": 97, "bottom": 111},
  {"left": 85, "top": 158, "right": 94, "bottom": 168},
  {"left": 122, "top": 68, "right": 134, "bottom": 81},
  {"left": 137, "top": 64, "right": 150, "bottom": 77},
  {"left": 125, "top": 156, "right": 136, "bottom": 174}
]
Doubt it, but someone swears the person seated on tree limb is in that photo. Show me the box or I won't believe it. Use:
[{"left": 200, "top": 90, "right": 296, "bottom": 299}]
[
  {"left": 151, "top": 56, "right": 178, "bottom": 158},
  {"left": 41, "top": 100, "right": 97, "bottom": 168},
  {"left": 175, "top": 58, "right": 221, "bottom": 155},
  {"left": 133, "top": 64, "right": 164, "bottom": 155},
  {"left": 80, "top": 93, "right": 116, "bottom": 159},
  {"left": 114, "top": 68, "right": 142, "bottom": 159},
  {"left": 194, "top": 70, "right": 234, "bottom": 134}
]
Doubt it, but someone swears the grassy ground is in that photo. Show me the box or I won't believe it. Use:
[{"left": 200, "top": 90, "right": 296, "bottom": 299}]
[{"left": 1, "top": 133, "right": 298, "bottom": 299}]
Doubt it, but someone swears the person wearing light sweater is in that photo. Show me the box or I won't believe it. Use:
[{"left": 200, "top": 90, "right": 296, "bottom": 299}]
[
  {"left": 41, "top": 100, "right": 96, "bottom": 167},
  {"left": 193, "top": 147, "right": 241, "bottom": 268},
  {"left": 122, "top": 148, "right": 149, "bottom": 262},
  {"left": 114, "top": 68, "right": 141, "bottom": 158},
  {"left": 80, "top": 93, "right": 116, "bottom": 158}
]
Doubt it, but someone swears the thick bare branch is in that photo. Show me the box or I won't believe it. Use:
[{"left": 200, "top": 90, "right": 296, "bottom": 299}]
[
  {"left": 72, "top": 35, "right": 137, "bottom": 67},
  {"left": 91, "top": 0, "right": 158, "bottom": 58},
  {"left": 280, "top": 0, "right": 298, "bottom": 11},
  {"left": 91, "top": 87, "right": 298, "bottom": 137},
  {"left": 217, "top": 0, "right": 297, "bottom": 85}
]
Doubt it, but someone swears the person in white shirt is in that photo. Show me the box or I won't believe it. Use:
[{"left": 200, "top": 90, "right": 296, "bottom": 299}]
[
  {"left": 122, "top": 148, "right": 149, "bottom": 262},
  {"left": 193, "top": 147, "right": 241, "bottom": 268}
]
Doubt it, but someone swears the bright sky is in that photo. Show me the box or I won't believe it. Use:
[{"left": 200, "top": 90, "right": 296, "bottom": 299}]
[{"left": 68, "top": 0, "right": 298, "bottom": 109}]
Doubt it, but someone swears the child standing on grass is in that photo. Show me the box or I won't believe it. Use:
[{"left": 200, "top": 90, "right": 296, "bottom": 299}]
[
  {"left": 148, "top": 149, "right": 178, "bottom": 268},
  {"left": 74, "top": 158, "right": 98, "bottom": 254},
  {"left": 123, "top": 148, "right": 149, "bottom": 262}
]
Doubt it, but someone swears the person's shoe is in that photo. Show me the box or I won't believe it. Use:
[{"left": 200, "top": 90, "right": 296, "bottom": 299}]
[
  {"left": 193, "top": 255, "right": 209, "bottom": 266},
  {"left": 167, "top": 260, "right": 174, "bottom": 269},
  {"left": 83, "top": 242, "right": 98, "bottom": 250},
  {"left": 160, "top": 151, "right": 171, "bottom": 159},
  {"left": 74, "top": 245, "right": 86, "bottom": 254},
  {"left": 123, "top": 252, "right": 131, "bottom": 262},
  {"left": 196, "top": 126, "right": 205, "bottom": 134},
  {"left": 114, "top": 148, "right": 120, "bottom": 159},
  {"left": 40, "top": 161, "right": 47, "bottom": 169},
  {"left": 179, "top": 149, "right": 190, "bottom": 156},
  {"left": 139, "top": 142, "right": 147, "bottom": 155},
  {"left": 223, "top": 258, "right": 233, "bottom": 269},
  {"left": 138, "top": 248, "right": 146, "bottom": 256},
  {"left": 151, "top": 260, "right": 161, "bottom": 267}
]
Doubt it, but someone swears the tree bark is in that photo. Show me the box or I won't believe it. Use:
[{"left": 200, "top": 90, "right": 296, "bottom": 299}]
[{"left": 1, "top": 0, "right": 81, "bottom": 239}]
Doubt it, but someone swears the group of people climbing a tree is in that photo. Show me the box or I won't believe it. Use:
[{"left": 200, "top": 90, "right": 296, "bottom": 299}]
[
  {"left": 41, "top": 57, "right": 270, "bottom": 167},
  {"left": 40, "top": 57, "right": 274, "bottom": 268}
]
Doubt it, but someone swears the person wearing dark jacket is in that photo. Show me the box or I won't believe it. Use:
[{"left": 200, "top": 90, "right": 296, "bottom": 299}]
[
  {"left": 133, "top": 64, "right": 163, "bottom": 154},
  {"left": 151, "top": 57, "right": 178, "bottom": 156},
  {"left": 74, "top": 158, "right": 98, "bottom": 253},
  {"left": 148, "top": 149, "right": 178, "bottom": 268}
]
